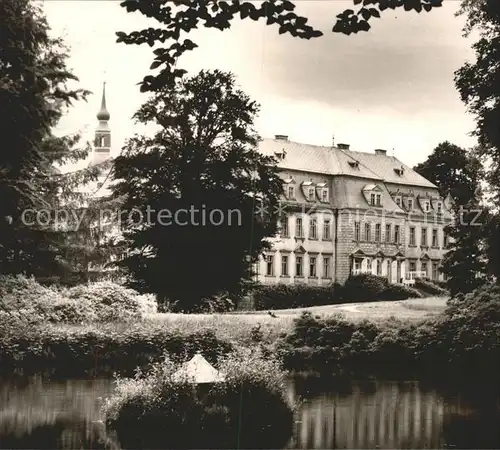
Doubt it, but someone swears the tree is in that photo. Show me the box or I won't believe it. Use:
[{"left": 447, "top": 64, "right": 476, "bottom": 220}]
[
  {"left": 455, "top": 0, "right": 500, "bottom": 201},
  {"left": 116, "top": 0, "right": 443, "bottom": 92},
  {"left": 111, "top": 70, "right": 282, "bottom": 311},
  {"left": 414, "top": 141, "right": 483, "bottom": 206},
  {"left": 0, "top": 0, "right": 107, "bottom": 279},
  {"left": 414, "top": 142, "right": 488, "bottom": 295},
  {"left": 454, "top": 0, "right": 500, "bottom": 283}
]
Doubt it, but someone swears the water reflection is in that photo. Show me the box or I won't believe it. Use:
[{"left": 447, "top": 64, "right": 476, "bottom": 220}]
[{"left": 0, "top": 375, "right": 498, "bottom": 449}]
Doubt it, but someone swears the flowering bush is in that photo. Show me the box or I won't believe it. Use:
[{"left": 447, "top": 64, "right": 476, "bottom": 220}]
[
  {"left": 0, "top": 276, "right": 158, "bottom": 325},
  {"left": 65, "top": 281, "right": 145, "bottom": 323}
]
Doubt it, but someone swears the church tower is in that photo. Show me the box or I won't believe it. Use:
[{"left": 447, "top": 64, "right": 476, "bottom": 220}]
[{"left": 93, "top": 82, "right": 111, "bottom": 166}]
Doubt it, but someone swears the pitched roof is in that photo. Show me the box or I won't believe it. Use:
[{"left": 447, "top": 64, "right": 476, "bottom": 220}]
[
  {"left": 259, "top": 138, "right": 436, "bottom": 188},
  {"left": 172, "top": 353, "right": 225, "bottom": 384}
]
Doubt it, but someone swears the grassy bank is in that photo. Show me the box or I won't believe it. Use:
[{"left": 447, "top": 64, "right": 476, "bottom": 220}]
[{"left": 0, "top": 296, "right": 448, "bottom": 377}]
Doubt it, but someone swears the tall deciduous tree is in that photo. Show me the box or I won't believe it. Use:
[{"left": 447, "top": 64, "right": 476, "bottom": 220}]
[
  {"left": 0, "top": 0, "right": 107, "bottom": 279},
  {"left": 116, "top": 0, "right": 443, "bottom": 92},
  {"left": 414, "top": 142, "right": 488, "bottom": 295},
  {"left": 112, "top": 70, "right": 282, "bottom": 311},
  {"left": 454, "top": 0, "right": 500, "bottom": 282}
]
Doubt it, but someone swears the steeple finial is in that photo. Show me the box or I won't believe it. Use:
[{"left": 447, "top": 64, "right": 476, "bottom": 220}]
[{"left": 96, "top": 81, "right": 110, "bottom": 121}]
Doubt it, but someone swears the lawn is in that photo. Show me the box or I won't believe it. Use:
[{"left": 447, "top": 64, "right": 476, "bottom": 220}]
[{"left": 145, "top": 297, "right": 448, "bottom": 344}]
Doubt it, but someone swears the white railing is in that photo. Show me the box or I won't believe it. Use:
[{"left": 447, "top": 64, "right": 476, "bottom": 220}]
[
  {"left": 351, "top": 268, "right": 373, "bottom": 276},
  {"left": 404, "top": 271, "right": 427, "bottom": 285}
]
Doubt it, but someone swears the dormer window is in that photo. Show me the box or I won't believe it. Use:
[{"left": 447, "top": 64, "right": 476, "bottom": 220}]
[
  {"left": 395, "top": 197, "right": 402, "bottom": 207},
  {"left": 274, "top": 150, "right": 287, "bottom": 160},
  {"left": 287, "top": 185, "right": 295, "bottom": 199},
  {"left": 363, "top": 184, "right": 383, "bottom": 207},
  {"left": 348, "top": 160, "right": 359, "bottom": 169},
  {"left": 316, "top": 182, "right": 328, "bottom": 203},
  {"left": 370, "top": 193, "right": 381, "bottom": 206},
  {"left": 394, "top": 167, "right": 404, "bottom": 176},
  {"left": 408, "top": 199, "right": 413, "bottom": 210},
  {"left": 301, "top": 181, "right": 315, "bottom": 201}
]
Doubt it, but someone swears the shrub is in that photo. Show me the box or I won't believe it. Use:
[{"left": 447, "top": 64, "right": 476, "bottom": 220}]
[
  {"left": 342, "top": 274, "right": 389, "bottom": 302},
  {"left": 136, "top": 294, "right": 158, "bottom": 315},
  {"left": 198, "top": 292, "right": 236, "bottom": 313},
  {"left": 65, "top": 281, "right": 145, "bottom": 323},
  {"left": 253, "top": 284, "right": 338, "bottom": 310},
  {"left": 384, "top": 283, "right": 423, "bottom": 300},
  {"left": 414, "top": 278, "right": 449, "bottom": 296},
  {"left": 103, "top": 349, "right": 294, "bottom": 449},
  {"left": 0, "top": 275, "right": 93, "bottom": 325},
  {"left": 0, "top": 325, "right": 233, "bottom": 377}
]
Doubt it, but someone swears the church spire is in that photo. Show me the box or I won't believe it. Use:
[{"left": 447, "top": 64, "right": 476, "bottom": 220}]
[
  {"left": 93, "top": 80, "right": 111, "bottom": 167},
  {"left": 97, "top": 82, "right": 110, "bottom": 121}
]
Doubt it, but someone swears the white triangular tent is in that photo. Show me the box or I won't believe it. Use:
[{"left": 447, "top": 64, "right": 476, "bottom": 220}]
[{"left": 172, "top": 353, "right": 226, "bottom": 384}]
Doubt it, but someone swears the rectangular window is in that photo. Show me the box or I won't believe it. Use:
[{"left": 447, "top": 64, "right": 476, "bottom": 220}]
[
  {"left": 437, "top": 202, "right": 442, "bottom": 213},
  {"left": 385, "top": 224, "right": 391, "bottom": 242},
  {"left": 308, "top": 187, "right": 315, "bottom": 201},
  {"left": 323, "top": 256, "right": 330, "bottom": 278},
  {"left": 375, "top": 223, "right": 381, "bottom": 242},
  {"left": 323, "top": 219, "right": 331, "bottom": 240},
  {"left": 321, "top": 189, "right": 328, "bottom": 202},
  {"left": 421, "top": 261, "right": 428, "bottom": 278},
  {"left": 287, "top": 185, "right": 295, "bottom": 199},
  {"left": 266, "top": 255, "right": 274, "bottom": 276},
  {"left": 367, "top": 259, "right": 372, "bottom": 272},
  {"left": 295, "top": 217, "right": 303, "bottom": 237},
  {"left": 376, "top": 260, "right": 382, "bottom": 275},
  {"left": 421, "top": 227, "right": 427, "bottom": 246},
  {"left": 444, "top": 232, "right": 449, "bottom": 248},
  {"left": 281, "top": 255, "right": 288, "bottom": 276},
  {"left": 409, "top": 261, "right": 416, "bottom": 272},
  {"left": 295, "top": 256, "right": 303, "bottom": 277},
  {"left": 376, "top": 194, "right": 381, "bottom": 206},
  {"left": 409, "top": 227, "right": 416, "bottom": 246},
  {"left": 281, "top": 216, "right": 289, "bottom": 237},
  {"left": 354, "top": 259, "right": 361, "bottom": 272},
  {"left": 432, "top": 262, "right": 439, "bottom": 280},
  {"left": 309, "top": 218, "right": 317, "bottom": 239},
  {"left": 432, "top": 229, "right": 438, "bottom": 247},
  {"left": 396, "top": 197, "right": 401, "bottom": 207},
  {"left": 309, "top": 256, "right": 317, "bottom": 277},
  {"left": 365, "top": 223, "right": 371, "bottom": 241},
  {"left": 408, "top": 199, "right": 413, "bottom": 210},
  {"left": 354, "top": 221, "right": 360, "bottom": 241},
  {"left": 425, "top": 201, "right": 430, "bottom": 212},
  {"left": 370, "top": 193, "right": 376, "bottom": 205},
  {"left": 394, "top": 225, "right": 400, "bottom": 243}
]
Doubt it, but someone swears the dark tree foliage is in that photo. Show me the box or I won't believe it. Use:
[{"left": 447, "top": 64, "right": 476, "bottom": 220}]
[
  {"left": 455, "top": 0, "right": 500, "bottom": 201},
  {"left": 0, "top": 0, "right": 107, "bottom": 279},
  {"left": 414, "top": 142, "right": 489, "bottom": 296},
  {"left": 414, "top": 141, "right": 483, "bottom": 206},
  {"left": 454, "top": 0, "right": 500, "bottom": 283},
  {"left": 112, "top": 70, "right": 282, "bottom": 311},
  {"left": 116, "top": 0, "right": 443, "bottom": 92}
]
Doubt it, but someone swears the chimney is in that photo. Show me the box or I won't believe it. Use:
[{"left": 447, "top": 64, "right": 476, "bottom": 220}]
[
  {"left": 275, "top": 134, "right": 288, "bottom": 141},
  {"left": 375, "top": 149, "right": 387, "bottom": 155},
  {"left": 337, "top": 143, "right": 350, "bottom": 150}
]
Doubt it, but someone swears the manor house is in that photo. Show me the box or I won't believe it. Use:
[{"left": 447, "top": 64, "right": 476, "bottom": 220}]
[
  {"left": 254, "top": 135, "right": 453, "bottom": 286},
  {"left": 88, "top": 84, "right": 452, "bottom": 286}
]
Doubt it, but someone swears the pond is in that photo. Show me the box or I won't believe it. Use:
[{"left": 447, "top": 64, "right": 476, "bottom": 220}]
[{"left": 0, "top": 375, "right": 499, "bottom": 449}]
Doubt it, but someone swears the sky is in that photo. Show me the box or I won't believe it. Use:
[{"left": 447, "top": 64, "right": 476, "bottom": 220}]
[{"left": 42, "top": 0, "right": 478, "bottom": 168}]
